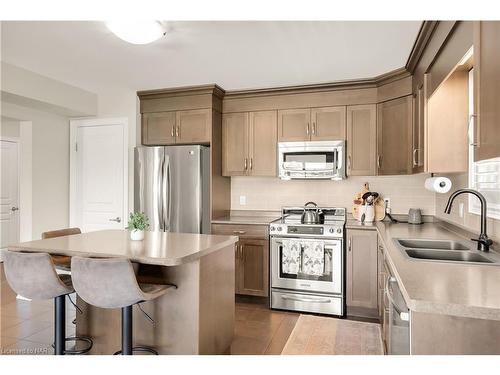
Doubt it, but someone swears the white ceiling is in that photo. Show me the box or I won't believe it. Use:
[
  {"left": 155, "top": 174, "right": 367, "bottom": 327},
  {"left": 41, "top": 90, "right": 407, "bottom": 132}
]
[{"left": 1, "top": 21, "right": 422, "bottom": 93}]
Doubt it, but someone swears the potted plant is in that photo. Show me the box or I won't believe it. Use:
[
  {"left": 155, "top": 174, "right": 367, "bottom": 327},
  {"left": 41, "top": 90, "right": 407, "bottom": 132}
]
[{"left": 126, "top": 212, "right": 149, "bottom": 241}]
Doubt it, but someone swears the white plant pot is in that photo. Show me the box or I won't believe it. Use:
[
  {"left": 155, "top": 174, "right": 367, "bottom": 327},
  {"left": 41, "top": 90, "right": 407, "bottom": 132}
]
[{"left": 130, "top": 229, "right": 145, "bottom": 241}]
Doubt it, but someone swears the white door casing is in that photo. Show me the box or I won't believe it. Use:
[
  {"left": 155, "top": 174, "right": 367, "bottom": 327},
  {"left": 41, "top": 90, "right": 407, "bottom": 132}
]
[
  {"left": 0, "top": 139, "right": 20, "bottom": 249},
  {"left": 70, "top": 118, "right": 128, "bottom": 232}
]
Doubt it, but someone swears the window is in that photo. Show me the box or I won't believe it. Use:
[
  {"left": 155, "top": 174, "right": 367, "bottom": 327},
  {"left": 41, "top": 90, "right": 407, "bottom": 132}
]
[{"left": 468, "top": 68, "right": 500, "bottom": 219}]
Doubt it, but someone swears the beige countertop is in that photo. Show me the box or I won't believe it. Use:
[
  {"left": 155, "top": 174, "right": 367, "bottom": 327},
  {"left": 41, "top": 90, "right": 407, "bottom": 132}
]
[
  {"left": 8, "top": 230, "right": 238, "bottom": 267},
  {"left": 371, "top": 221, "right": 500, "bottom": 321},
  {"left": 212, "top": 211, "right": 280, "bottom": 225}
]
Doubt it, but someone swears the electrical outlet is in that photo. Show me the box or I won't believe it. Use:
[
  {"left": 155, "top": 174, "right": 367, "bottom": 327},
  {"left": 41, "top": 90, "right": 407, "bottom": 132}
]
[
  {"left": 384, "top": 198, "right": 391, "bottom": 213},
  {"left": 459, "top": 202, "right": 464, "bottom": 218},
  {"left": 239, "top": 195, "right": 247, "bottom": 206}
]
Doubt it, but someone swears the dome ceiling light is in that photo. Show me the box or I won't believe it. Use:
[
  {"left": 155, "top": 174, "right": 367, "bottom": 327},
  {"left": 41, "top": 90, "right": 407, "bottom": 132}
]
[{"left": 106, "top": 21, "right": 166, "bottom": 45}]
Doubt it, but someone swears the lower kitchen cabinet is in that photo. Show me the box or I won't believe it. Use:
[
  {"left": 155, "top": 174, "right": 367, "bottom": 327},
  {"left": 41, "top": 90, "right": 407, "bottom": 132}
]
[
  {"left": 346, "top": 228, "right": 379, "bottom": 318},
  {"left": 211, "top": 223, "right": 269, "bottom": 297},
  {"left": 237, "top": 238, "right": 269, "bottom": 296}
]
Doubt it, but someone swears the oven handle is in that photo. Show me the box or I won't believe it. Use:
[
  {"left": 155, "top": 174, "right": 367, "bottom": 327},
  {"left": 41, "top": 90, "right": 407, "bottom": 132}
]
[
  {"left": 274, "top": 240, "right": 338, "bottom": 252},
  {"left": 281, "top": 294, "right": 332, "bottom": 304}
]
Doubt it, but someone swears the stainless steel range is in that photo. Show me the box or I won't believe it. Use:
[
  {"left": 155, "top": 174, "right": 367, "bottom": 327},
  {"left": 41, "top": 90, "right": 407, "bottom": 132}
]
[{"left": 269, "top": 205, "right": 346, "bottom": 317}]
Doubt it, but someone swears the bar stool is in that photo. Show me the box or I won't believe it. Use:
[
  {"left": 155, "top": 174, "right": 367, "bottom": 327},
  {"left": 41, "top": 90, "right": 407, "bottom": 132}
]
[
  {"left": 2, "top": 251, "right": 93, "bottom": 355},
  {"left": 42, "top": 227, "right": 82, "bottom": 271},
  {"left": 71, "top": 256, "right": 176, "bottom": 355}
]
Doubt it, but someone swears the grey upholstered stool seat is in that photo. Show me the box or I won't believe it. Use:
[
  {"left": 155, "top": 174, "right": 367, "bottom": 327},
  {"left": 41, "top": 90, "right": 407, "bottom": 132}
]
[
  {"left": 2, "top": 251, "right": 93, "bottom": 355},
  {"left": 71, "top": 256, "right": 176, "bottom": 355},
  {"left": 42, "top": 227, "right": 82, "bottom": 271}
]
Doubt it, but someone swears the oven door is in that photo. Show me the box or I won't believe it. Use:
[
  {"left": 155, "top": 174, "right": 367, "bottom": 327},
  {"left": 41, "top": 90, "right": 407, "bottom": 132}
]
[{"left": 271, "top": 236, "right": 343, "bottom": 294}]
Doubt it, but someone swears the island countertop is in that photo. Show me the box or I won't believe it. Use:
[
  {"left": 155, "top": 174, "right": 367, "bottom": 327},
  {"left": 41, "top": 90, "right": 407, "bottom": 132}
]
[{"left": 8, "top": 229, "right": 238, "bottom": 266}]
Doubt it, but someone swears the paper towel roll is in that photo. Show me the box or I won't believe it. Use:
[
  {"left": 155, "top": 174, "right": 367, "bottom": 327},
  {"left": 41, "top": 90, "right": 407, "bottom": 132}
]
[{"left": 425, "top": 177, "right": 452, "bottom": 193}]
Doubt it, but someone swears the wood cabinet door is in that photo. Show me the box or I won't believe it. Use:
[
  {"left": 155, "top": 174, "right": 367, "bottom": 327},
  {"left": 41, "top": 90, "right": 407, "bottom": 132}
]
[
  {"left": 278, "top": 108, "right": 311, "bottom": 141},
  {"left": 377, "top": 96, "right": 413, "bottom": 175},
  {"left": 238, "top": 238, "right": 269, "bottom": 297},
  {"left": 249, "top": 110, "right": 277, "bottom": 176},
  {"left": 412, "top": 85, "right": 425, "bottom": 173},
  {"left": 346, "top": 229, "right": 378, "bottom": 317},
  {"left": 474, "top": 21, "right": 500, "bottom": 161},
  {"left": 142, "top": 112, "right": 176, "bottom": 145},
  {"left": 222, "top": 112, "right": 249, "bottom": 176},
  {"left": 176, "top": 109, "right": 211, "bottom": 144},
  {"left": 346, "top": 104, "right": 377, "bottom": 176},
  {"left": 311, "top": 106, "right": 346, "bottom": 140}
]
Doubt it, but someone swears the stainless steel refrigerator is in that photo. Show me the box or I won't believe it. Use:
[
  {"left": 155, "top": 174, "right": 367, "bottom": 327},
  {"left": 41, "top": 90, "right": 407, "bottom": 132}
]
[{"left": 134, "top": 145, "right": 210, "bottom": 234}]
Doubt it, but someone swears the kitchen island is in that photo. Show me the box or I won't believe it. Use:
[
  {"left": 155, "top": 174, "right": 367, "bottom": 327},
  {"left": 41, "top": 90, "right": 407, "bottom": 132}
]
[{"left": 8, "top": 230, "right": 238, "bottom": 354}]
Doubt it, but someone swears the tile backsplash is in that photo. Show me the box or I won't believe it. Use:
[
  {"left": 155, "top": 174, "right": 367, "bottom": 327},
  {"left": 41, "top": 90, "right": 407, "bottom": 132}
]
[{"left": 230, "top": 174, "right": 436, "bottom": 215}]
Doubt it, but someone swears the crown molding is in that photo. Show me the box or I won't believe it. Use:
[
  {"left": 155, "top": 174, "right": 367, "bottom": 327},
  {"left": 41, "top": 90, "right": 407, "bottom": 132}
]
[
  {"left": 137, "top": 84, "right": 225, "bottom": 100},
  {"left": 405, "top": 21, "right": 439, "bottom": 73}
]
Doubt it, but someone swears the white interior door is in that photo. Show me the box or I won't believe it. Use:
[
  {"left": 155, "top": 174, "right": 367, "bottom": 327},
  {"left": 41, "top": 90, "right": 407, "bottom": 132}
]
[
  {"left": 0, "top": 140, "right": 20, "bottom": 248},
  {"left": 71, "top": 118, "right": 128, "bottom": 232}
]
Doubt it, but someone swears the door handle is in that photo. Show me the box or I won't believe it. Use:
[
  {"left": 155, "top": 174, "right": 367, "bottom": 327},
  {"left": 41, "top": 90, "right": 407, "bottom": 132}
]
[
  {"left": 385, "top": 276, "right": 409, "bottom": 321},
  {"left": 347, "top": 155, "right": 352, "bottom": 172},
  {"left": 171, "top": 125, "right": 174, "bottom": 138},
  {"left": 348, "top": 237, "right": 352, "bottom": 252},
  {"left": 175, "top": 125, "right": 179, "bottom": 138},
  {"left": 109, "top": 217, "right": 121, "bottom": 223},
  {"left": 412, "top": 149, "right": 418, "bottom": 166},
  {"left": 377, "top": 155, "right": 382, "bottom": 169},
  {"left": 249, "top": 158, "right": 253, "bottom": 170},
  {"left": 312, "top": 122, "right": 316, "bottom": 135},
  {"left": 11, "top": 207, "right": 19, "bottom": 212},
  {"left": 233, "top": 230, "right": 246, "bottom": 235},
  {"left": 306, "top": 123, "right": 310, "bottom": 135},
  {"left": 244, "top": 158, "right": 248, "bottom": 171}
]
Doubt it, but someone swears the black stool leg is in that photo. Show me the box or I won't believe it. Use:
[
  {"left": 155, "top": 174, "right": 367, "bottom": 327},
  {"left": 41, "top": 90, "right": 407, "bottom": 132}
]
[
  {"left": 54, "top": 295, "right": 66, "bottom": 355},
  {"left": 122, "top": 305, "right": 133, "bottom": 355}
]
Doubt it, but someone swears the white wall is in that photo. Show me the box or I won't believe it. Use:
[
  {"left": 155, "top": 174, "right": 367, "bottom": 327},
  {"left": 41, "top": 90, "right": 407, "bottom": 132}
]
[
  {"left": 0, "top": 117, "right": 20, "bottom": 138},
  {"left": 230, "top": 174, "right": 436, "bottom": 215},
  {"left": 2, "top": 102, "right": 70, "bottom": 239}
]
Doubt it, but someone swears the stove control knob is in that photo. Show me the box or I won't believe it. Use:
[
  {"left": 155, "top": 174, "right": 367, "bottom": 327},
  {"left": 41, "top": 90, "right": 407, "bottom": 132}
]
[
  {"left": 329, "top": 228, "right": 335, "bottom": 233},
  {"left": 277, "top": 227, "right": 282, "bottom": 231},
  {"left": 270, "top": 226, "right": 275, "bottom": 231},
  {"left": 337, "top": 228, "right": 342, "bottom": 234}
]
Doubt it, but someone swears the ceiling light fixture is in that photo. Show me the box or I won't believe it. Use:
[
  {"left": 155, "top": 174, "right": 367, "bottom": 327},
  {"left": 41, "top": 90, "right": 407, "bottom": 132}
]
[{"left": 106, "top": 21, "right": 166, "bottom": 45}]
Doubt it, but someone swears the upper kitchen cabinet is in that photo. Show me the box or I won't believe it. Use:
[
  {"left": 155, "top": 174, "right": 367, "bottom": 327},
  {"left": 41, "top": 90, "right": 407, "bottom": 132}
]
[
  {"left": 278, "top": 108, "right": 311, "bottom": 141},
  {"left": 138, "top": 84, "right": 224, "bottom": 146},
  {"left": 427, "top": 68, "right": 469, "bottom": 173},
  {"left": 176, "top": 109, "right": 211, "bottom": 144},
  {"left": 278, "top": 107, "right": 346, "bottom": 142},
  {"left": 346, "top": 104, "right": 377, "bottom": 176},
  {"left": 142, "top": 111, "right": 176, "bottom": 145},
  {"left": 473, "top": 21, "right": 500, "bottom": 161},
  {"left": 377, "top": 95, "right": 413, "bottom": 175},
  {"left": 412, "top": 84, "right": 425, "bottom": 173},
  {"left": 222, "top": 112, "right": 249, "bottom": 176},
  {"left": 310, "top": 106, "right": 346, "bottom": 140},
  {"left": 222, "top": 110, "right": 278, "bottom": 177},
  {"left": 249, "top": 110, "right": 278, "bottom": 176}
]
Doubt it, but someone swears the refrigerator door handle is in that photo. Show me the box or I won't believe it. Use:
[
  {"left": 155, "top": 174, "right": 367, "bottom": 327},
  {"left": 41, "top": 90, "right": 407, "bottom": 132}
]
[{"left": 161, "top": 154, "right": 171, "bottom": 231}]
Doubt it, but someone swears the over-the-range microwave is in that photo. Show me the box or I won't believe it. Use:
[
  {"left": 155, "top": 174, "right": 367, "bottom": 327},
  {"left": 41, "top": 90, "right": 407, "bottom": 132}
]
[{"left": 278, "top": 140, "right": 346, "bottom": 180}]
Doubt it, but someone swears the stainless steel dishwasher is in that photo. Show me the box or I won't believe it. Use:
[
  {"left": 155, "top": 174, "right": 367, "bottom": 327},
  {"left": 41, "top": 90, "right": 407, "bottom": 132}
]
[{"left": 385, "top": 276, "right": 410, "bottom": 354}]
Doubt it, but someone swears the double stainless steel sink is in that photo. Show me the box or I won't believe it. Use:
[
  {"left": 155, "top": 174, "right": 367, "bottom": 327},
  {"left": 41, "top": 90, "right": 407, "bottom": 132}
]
[{"left": 395, "top": 239, "right": 500, "bottom": 265}]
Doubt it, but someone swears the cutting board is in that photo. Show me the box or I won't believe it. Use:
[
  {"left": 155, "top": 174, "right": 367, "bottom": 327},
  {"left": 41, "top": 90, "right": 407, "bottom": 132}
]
[{"left": 352, "top": 182, "right": 386, "bottom": 222}]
